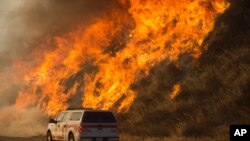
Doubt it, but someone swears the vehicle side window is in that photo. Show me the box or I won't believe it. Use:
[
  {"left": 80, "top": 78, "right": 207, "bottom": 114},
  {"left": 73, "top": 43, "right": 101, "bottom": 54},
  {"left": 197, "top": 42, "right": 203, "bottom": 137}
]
[
  {"left": 56, "top": 112, "right": 65, "bottom": 122},
  {"left": 62, "top": 112, "right": 69, "bottom": 122},
  {"left": 69, "top": 112, "right": 82, "bottom": 121}
]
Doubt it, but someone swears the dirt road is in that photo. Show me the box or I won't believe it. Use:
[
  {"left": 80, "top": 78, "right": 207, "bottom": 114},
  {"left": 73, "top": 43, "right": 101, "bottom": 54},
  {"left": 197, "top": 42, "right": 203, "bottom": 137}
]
[
  {"left": 0, "top": 135, "right": 222, "bottom": 141},
  {"left": 0, "top": 136, "right": 45, "bottom": 141}
]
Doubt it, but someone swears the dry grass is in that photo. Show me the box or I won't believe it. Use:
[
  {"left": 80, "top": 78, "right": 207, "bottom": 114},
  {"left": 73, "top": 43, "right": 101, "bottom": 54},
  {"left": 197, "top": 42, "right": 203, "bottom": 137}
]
[
  {"left": 120, "top": 134, "right": 227, "bottom": 141},
  {"left": 118, "top": 1, "right": 250, "bottom": 138}
]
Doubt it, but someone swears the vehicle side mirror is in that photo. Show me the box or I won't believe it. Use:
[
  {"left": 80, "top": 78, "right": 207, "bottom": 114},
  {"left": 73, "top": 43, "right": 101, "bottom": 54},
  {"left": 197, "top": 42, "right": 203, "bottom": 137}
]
[{"left": 49, "top": 118, "right": 57, "bottom": 124}]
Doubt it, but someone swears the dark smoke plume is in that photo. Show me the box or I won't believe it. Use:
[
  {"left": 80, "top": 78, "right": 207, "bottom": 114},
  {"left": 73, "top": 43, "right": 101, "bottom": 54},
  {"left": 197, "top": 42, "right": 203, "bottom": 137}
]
[{"left": 0, "top": 0, "right": 123, "bottom": 137}]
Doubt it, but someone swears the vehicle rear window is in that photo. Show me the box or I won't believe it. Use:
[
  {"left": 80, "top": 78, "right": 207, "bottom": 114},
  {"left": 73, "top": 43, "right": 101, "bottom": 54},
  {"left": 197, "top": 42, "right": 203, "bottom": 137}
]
[
  {"left": 69, "top": 112, "right": 82, "bottom": 121},
  {"left": 82, "top": 111, "right": 117, "bottom": 123}
]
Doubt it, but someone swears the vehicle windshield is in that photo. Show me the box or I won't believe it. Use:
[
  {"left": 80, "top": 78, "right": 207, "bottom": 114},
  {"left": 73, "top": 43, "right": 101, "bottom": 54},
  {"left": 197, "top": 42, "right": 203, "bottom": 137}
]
[{"left": 82, "top": 111, "right": 117, "bottom": 123}]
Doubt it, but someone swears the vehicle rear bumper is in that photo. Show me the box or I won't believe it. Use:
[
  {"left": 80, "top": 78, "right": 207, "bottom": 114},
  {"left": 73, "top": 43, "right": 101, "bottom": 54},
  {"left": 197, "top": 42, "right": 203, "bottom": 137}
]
[{"left": 80, "top": 137, "right": 119, "bottom": 141}]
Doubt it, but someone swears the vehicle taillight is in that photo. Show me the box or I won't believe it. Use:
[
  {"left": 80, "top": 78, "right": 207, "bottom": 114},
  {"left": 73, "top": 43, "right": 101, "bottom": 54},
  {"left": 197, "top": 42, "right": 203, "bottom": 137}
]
[
  {"left": 78, "top": 124, "right": 92, "bottom": 133},
  {"left": 78, "top": 125, "right": 84, "bottom": 133}
]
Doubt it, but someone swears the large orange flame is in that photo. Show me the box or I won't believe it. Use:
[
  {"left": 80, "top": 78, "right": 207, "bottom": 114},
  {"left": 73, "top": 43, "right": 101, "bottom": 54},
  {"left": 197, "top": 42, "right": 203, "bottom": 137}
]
[{"left": 15, "top": 0, "right": 229, "bottom": 115}]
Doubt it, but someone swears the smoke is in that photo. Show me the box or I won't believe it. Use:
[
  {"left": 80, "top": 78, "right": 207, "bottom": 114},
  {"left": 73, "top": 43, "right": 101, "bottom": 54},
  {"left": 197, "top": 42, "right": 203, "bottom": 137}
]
[
  {"left": 0, "top": 0, "right": 249, "bottom": 139},
  {"left": 0, "top": 0, "right": 117, "bottom": 71},
  {"left": 0, "top": 107, "right": 46, "bottom": 137},
  {"left": 0, "top": 0, "right": 121, "bottom": 137}
]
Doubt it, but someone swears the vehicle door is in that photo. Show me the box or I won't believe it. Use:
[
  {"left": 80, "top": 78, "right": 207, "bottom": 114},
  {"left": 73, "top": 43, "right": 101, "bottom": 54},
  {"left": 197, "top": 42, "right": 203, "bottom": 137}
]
[
  {"left": 48, "top": 119, "right": 57, "bottom": 137},
  {"left": 66, "top": 112, "right": 83, "bottom": 140},
  {"left": 55, "top": 112, "right": 65, "bottom": 140},
  {"left": 57, "top": 112, "right": 70, "bottom": 140}
]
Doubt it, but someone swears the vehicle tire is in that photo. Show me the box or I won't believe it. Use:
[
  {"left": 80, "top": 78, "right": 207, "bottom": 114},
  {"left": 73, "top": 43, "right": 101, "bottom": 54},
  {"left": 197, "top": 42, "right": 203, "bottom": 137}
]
[
  {"left": 68, "top": 133, "right": 75, "bottom": 141},
  {"left": 47, "top": 131, "right": 53, "bottom": 141}
]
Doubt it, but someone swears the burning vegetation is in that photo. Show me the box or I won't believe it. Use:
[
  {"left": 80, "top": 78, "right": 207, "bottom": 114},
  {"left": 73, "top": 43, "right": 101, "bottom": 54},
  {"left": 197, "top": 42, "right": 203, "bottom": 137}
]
[
  {"left": 0, "top": 0, "right": 249, "bottom": 139},
  {"left": 15, "top": 0, "right": 229, "bottom": 115}
]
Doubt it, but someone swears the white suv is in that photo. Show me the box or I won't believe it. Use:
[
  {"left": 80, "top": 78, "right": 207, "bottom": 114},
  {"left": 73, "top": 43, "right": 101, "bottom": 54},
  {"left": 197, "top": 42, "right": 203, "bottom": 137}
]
[{"left": 47, "top": 108, "right": 119, "bottom": 141}]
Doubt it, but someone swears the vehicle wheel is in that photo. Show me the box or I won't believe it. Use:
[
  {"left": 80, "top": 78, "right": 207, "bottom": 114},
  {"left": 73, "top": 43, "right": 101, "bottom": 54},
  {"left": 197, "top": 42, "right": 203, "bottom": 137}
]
[
  {"left": 68, "top": 133, "right": 75, "bottom": 141},
  {"left": 47, "top": 131, "right": 53, "bottom": 141}
]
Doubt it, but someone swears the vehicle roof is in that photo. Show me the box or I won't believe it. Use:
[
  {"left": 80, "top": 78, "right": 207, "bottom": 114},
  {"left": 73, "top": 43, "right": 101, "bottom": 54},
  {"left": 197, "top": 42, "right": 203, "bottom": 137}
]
[{"left": 64, "top": 109, "right": 113, "bottom": 113}]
